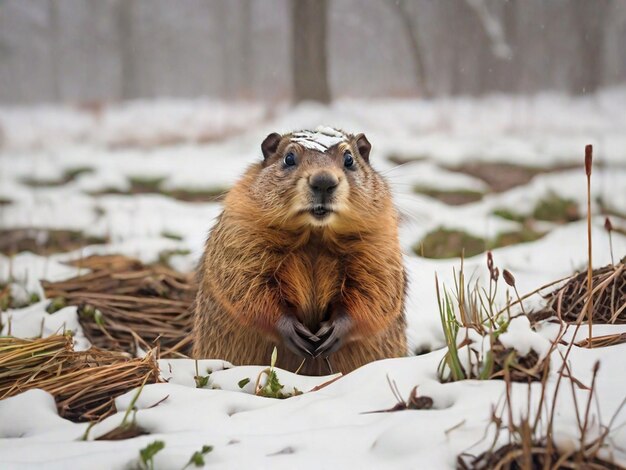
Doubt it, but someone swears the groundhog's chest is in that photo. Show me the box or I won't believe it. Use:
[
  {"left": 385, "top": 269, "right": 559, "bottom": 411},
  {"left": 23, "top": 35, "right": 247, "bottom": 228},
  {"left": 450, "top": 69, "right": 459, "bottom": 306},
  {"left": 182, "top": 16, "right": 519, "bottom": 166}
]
[{"left": 275, "top": 247, "right": 343, "bottom": 326}]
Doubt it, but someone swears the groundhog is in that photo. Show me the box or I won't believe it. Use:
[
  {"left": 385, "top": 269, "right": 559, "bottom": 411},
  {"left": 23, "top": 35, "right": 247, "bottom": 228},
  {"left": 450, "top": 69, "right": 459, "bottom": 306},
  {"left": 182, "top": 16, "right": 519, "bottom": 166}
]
[{"left": 192, "top": 127, "right": 407, "bottom": 375}]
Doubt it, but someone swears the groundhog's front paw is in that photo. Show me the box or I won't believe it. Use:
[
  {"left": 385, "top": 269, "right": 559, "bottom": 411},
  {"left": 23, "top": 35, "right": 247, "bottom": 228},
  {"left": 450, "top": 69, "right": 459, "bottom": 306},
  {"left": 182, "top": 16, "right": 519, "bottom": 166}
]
[
  {"left": 276, "top": 315, "right": 319, "bottom": 358},
  {"left": 313, "top": 313, "right": 353, "bottom": 358}
]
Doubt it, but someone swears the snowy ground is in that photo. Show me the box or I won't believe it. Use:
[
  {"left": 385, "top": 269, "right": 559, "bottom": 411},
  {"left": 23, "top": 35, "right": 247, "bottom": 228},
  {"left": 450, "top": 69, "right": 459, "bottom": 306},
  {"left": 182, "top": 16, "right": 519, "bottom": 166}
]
[{"left": 1, "top": 89, "right": 626, "bottom": 469}]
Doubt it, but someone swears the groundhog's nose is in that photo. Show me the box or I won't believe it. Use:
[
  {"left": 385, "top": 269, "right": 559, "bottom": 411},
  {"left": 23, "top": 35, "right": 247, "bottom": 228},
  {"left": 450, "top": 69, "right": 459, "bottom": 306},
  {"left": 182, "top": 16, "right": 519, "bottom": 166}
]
[{"left": 309, "top": 173, "right": 339, "bottom": 196}]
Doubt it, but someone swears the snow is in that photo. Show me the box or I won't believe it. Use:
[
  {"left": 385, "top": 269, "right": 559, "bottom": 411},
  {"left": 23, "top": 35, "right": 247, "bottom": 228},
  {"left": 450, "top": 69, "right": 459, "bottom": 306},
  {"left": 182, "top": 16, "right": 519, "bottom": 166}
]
[
  {"left": 290, "top": 126, "right": 349, "bottom": 152},
  {"left": 1, "top": 89, "right": 626, "bottom": 468},
  {"left": 0, "top": 390, "right": 76, "bottom": 439},
  {"left": 0, "top": 100, "right": 267, "bottom": 152},
  {"left": 2, "top": 343, "right": 625, "bottom": 468},
  {"left": 498, "top": 315, "right": 552, "bottom": 358},
  {"left": 0, "top": 303, "right": 91, "bottom": 351}
]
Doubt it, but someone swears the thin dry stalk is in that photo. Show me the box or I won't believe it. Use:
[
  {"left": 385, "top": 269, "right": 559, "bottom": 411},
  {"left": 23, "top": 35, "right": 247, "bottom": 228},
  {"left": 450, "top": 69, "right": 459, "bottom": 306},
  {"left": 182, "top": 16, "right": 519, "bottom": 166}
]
[
  {"left": 585, "top": 144, "right": 594, "bottom": 346},
  {"left": 575, "top": 332, "right": 626, "bottom": 348}
]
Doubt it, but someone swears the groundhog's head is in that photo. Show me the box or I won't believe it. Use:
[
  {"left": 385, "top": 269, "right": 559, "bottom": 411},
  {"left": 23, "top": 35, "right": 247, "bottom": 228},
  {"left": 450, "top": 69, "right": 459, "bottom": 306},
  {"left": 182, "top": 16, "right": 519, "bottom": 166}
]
[{"left": 245, "top": 127, "right": 391, "bottom": 233}]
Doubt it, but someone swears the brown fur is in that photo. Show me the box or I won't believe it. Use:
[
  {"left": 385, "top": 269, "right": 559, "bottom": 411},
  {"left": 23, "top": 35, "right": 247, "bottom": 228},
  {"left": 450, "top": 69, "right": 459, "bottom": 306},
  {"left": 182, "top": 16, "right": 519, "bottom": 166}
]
[{"left": 192, "top": 130, "right": 407, "bottom": 375}]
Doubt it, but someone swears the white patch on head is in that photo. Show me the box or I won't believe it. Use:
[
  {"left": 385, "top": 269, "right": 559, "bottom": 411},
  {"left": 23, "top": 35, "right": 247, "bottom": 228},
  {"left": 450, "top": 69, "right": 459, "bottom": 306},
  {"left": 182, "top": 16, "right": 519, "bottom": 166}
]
[{"left": 291, "top": 126, "right": 349, "bottom": 152}]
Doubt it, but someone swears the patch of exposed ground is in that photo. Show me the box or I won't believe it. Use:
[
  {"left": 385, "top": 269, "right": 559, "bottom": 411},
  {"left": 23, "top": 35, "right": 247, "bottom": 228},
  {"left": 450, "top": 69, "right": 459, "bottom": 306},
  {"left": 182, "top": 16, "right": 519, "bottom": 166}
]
[
  {"left": 413, "top": 186, "right": 484, "bottom": 205},
  {"left": 158, "top": 248, "right": 192, "bottom": 268},
  {"left": 0, "top": 228, "right": 107, "bottom": 256},
  {"left": 105, "top": 125, "right": 260, "bottom": 151},
  {"left": 413, "top": 226, "right": 545, "bottom": 259},
  {"left": 161, "top": 231, "right": 184, "bottom": 241},
  {"left": 386, "top": 154, "right": 428, "bottom": 165},
  {"left": 414, "top": 228, "right": 485, "bottom": 259},
  {"left": 493, "top": 191, "right": 580, "bottom": 224},
  {"left": 446, "top": 161, "right": 578, "bottom": 193},
  {"left": 492, "top": 227, "right": 544, "bottom": 247},
  {"left": 92, "top": 176, "right": 228, "bottom": 203},
  {"left": 164, "top": 188, "right": 229, "bottom": 203},
  {"left": 21, "top": 167, "right": 94, "bottom": 188}
]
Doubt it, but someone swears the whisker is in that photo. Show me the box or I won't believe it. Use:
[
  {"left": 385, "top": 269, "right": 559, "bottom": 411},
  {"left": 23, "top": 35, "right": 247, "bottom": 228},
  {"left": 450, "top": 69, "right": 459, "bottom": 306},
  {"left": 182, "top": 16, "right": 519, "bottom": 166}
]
[{"left": 378, "top": 160, "right": 425, "bottom": 176}]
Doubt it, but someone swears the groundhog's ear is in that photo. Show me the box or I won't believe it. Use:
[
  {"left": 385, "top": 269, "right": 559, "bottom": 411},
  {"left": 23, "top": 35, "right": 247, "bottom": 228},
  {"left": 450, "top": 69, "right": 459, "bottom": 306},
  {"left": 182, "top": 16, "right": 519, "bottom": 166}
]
[
  {"left": 355, "top": 133, "right": 371, "bottom": 162},
  {"left": 261, "top": 132, "right": 282, "bottom": 160}
]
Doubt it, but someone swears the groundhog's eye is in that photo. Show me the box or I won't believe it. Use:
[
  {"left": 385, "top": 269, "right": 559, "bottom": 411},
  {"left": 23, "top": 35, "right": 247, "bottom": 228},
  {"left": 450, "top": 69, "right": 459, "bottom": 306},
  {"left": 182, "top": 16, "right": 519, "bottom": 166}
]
[
  {"left": 284, "top": 152, "right": 296, "bottom": 167},
  {"left": 343, "top": 151, "right": 354, "bottom": 168}
]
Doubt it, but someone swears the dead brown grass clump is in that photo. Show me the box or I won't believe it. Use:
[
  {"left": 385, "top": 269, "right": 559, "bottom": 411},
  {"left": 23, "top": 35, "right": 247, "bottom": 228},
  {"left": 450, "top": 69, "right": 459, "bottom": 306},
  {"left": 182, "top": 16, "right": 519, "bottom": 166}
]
[
  {"left": 488, "top": 344, "right": 542, "bottom": 383},
  {"left": 457, "top": 350, "right": 625, "bottom": 469},
  {"left": 437, "top": 254, "right": 550, "bottom": 384},
  {"left": 0, "top": 335, "right": 160, "bottom": 422},
  {"left": 457, "top": 145, "right": 626, "bottom": 468},
  {"left": 457, "top": 354, "right": 626, "bottom": 470},
  {"left": 458, "top": 441, "right": 623, "bottom": 469},
  {"left": 42, "top": 255, "right": 195, "bottom": 357},
  {"left": 544, "top": 261, "right": 625, "bottom": 325}
]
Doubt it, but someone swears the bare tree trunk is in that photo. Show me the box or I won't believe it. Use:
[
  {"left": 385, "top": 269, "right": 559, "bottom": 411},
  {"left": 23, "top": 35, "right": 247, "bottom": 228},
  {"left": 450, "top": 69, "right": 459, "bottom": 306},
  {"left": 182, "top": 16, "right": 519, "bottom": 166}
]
[
  {"left": 291, "top": 0, "right": 331, "bottom": 104},
  {"left": 117, "top": 0, "right": 136, "bottom": 100},
  {"left": 240, "top": 0, "right": 253, "bottom": 99},
  {"left": 571, "top": 0, "right": 608, "bottom": 94},
  {"left": 217, "top": 1, "right": 236, "bottom": 100},
  {"left": 464, "top": 0, "right": 511, "bottom": 60},
  {"left": 48, "top": 0, "right": 61, "bottom": 101},
  {"left": 389, "top": 0, "right": 430, "bottom": 98}
]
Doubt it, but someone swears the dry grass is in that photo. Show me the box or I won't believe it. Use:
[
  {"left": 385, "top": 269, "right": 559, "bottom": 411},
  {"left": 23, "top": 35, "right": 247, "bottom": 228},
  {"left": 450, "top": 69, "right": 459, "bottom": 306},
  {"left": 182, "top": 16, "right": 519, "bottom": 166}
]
[
  {"left": 544, "top": 261, "right": 625, "bottom": 325},
  {"left": 459, "top": 442, "right": 624, "bottom": 469},
  {"left": 2, "top": 254, "right": 187, "bottom": 424},
  {"left": 90, "top": 176, "right": 229, "bottom": 203},
  {"left": 41, "top": 255, "right": 195, "bottom": 357},
  {"left": 0, "top": 335, "right": 160, "bottom": 422},
  {"left": 457, "top": 144, "right": 626, "bottom": 469},
  {"left": 436, "top": 253, "right": 549, "bottom": 383},
  {"left": 457, "top": 345, "right": 625, "bottom": 469},
  {"left": 413, "top": 186, "right": 484, "bottom": 205}
]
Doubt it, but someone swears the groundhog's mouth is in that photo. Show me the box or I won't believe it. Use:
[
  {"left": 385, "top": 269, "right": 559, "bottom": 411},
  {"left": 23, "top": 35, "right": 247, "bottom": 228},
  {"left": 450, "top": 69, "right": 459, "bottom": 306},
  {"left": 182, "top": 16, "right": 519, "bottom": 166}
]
[{"left": 310, "top": 204, "right": 333, "bottom": 220}]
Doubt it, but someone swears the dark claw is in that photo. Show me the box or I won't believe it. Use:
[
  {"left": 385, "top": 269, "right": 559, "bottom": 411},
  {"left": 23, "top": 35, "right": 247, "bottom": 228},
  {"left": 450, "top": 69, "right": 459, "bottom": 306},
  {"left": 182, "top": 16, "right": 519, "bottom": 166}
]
[
  {"left": 293, "top": 321, "right": 320, "bottom": 342},
  {"left": 286, "top": 334, "right": 313, "bottom": 358},
  {"left": 276, "top": 315, "right": 318, "bottom": 358},
  {"left": 314, "top": 321, "right": 333, "bottom": 339},
  {"left": 314, "top": 332, "right": 341, "bottom": 358},
  {"left": 313, "top": 314, "right": 352, "bottom": 358}
]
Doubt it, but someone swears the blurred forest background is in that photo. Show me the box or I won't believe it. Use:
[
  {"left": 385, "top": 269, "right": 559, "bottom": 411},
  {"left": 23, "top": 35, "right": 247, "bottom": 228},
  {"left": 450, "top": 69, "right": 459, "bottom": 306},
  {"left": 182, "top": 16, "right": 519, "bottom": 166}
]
[{"left": 1, "top": 0, "right": 625, "bottom": 105}]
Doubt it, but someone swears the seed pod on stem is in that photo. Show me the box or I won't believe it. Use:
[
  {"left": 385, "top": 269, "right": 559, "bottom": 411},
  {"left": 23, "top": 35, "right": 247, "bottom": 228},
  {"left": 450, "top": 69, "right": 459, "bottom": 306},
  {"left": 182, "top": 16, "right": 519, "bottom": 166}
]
[
  {"left": 503, "top": 269, "right": 515, "bottom": 287},
  {"left": 585, "top": 144, "right": 593, "bottom": 176}
]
